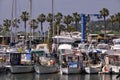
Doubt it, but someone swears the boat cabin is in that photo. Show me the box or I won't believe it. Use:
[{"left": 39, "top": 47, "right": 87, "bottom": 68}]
[
  {"left": 5, "top": 52, "right": 32, "bottom": 65},
  {"left": 60, "top": 53, "right": 83, "bottom": 68}
]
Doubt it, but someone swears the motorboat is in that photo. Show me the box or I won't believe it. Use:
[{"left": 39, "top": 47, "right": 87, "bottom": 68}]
[
  {"left": 96, "top": 43, "right": 111, "bottom": 54},
  {"left": 58, "top": 44, "right": 84, "bottom": 74},
  {"left": 31, "top": 50, "right": 59, "bottom": 74},
  {"left": 102, "top": 50, "right": 120, "bottom": 74},
  {"left": 59, "top": 52, "right": 83, "bottom": 74},
  {"left": 84, "top": 49, "right": 103, "bottom": 74},
  {"left": 4, "top": 52, "right": 34, "bottom": 73}
]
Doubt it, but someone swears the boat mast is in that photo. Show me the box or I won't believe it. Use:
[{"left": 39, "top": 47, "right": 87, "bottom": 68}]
[
  {"left": 52, "top": 0, "right": 54, "bottom": 37},
  {"left": 11, "top": 0, "right": 14, "bottom": 44},
  {"left": 29, "top": 0, "right": 32, "bottom": 48}
]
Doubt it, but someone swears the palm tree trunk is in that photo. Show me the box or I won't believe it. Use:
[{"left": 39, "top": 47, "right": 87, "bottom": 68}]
[
  {"left": 75, "top": 21, "right": 78, "bottom": 31},
  {"left": 104, "top": 16, "right": 106, "bottom": 38},
  {"left": 119, "top": 22, "right": 120, "bottom": 33},
  {"left": 24, "top": 21, "right": 27, "bottom": 44},
  {"left": 41, "top": 22, "right": 44, "bottom": 42}
]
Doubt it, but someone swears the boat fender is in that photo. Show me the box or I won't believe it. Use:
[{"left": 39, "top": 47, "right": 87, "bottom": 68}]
[
  {"left": 50, "top": 60, "right": 55, "bottom": 65},
  {"left": 2, "top": 55, "right": 6, "bottom": 62},
  {"left": 103, "top": 65, "right": 109, "bottom": 72}
]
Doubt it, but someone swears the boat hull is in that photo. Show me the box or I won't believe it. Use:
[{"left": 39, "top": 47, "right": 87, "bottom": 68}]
[
  {"left": 5, "top": 65, "right": 34, "bottom": 73},
  {"left": 60, "top": 67, "right": 81, "bottom": 74},
  {"left": 34, "top": 64, "right": 59, "bottom": 74},
  {"left": 85, "top": 66, "right": 101, "bottom": 74}
]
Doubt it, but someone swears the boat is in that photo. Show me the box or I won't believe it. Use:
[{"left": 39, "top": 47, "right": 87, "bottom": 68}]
[
  {"left": 59, "top": 53, "right": 83, "bottom": 74},
  {"left": 78, "top": 43, "right": 90, "bottom": 53},
  {"left": 96, "top": 43, "right": 111, "bottom": 54},
  {"left": 31, "top": 50, "right": 59, "bottom": 74},
  {"left": 84, "top": 49, "right": 103, "bottom": 74},
  {"left": 102, "top": 50, "right": 120, "bottom": 74},
  {"left": 52, "top": 31, "right": 81, "bottom": 44},
  {"left": 4, "top": 52, "right": 34, "bottom": 73},
  {"left": 111, "top": 44, "right": 120, "bottom": 50},
  {"left": 58, "top": 44, "right": 84, "bottom": 74}
]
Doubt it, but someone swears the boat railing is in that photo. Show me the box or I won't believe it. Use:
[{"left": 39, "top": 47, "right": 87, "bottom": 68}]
[{"left": 110, "top": 61, "right": 120, "bottom": 66}]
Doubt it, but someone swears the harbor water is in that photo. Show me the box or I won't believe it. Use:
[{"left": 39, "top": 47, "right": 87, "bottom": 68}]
[{"left": 0, "top": 72, "right": 119, "bottom": 80}]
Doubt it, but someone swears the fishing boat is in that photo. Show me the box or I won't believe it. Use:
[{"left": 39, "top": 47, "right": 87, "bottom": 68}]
[
  {"left": 4, "top": 52, "right": 34, "bottom": 73},
  {"left": 31, "top": 50, "right": 59, "bottom": 74},
  {"left": 96, "top": 43, "right": 111, "bottom": 54},
  {"left": 102, "top": 50, "right": 120, "bottom": 74},
  {"left": 84, "top": 49, "right": 103, "bottom": 74},
  {"left": 58, "top": 44, "right": 84, "bottom": 74},
  {"left": 59, "top": 52, "right": 83, "bottom": 74}
]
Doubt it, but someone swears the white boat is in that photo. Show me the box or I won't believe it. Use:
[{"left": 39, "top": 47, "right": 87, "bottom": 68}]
[
  {"left": 96, "top": 43, "right": 111, "bottom": 54},
  {"left": 31, "top": 50, "right": 59, "bottom": 74},
  {"left": 84, "top": 49, "right": 103, "bottom": 74},
  {"left": 102, "top": 50, "right": 120, "bottom": 74},
  {"left": 52, "top": 31, "right": 81, "bottom": 44},
  {"left": 85, "top": 62, "right": 102, "bottom": 74},
  {"left": 111, "top": 44, "right": 120, "bottom": 50},
  {"left": 4, "top": 52, "right": 34, "bottom": 73},
  {"left": 78, "top": 43, "right": 89, "bottom": 53},
  {"left": 59, "top": 53, "right": 83, "bottom": 74},
  {"left": 58, "top": 44, "right": 84, "bottom": 74},
  {"left": 34, "top": 63, "right": 59, "bottom": 74}
]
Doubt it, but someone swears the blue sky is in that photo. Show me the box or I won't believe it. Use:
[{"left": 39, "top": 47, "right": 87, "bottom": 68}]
[{"left": 0, "top": 0, "right": 120, "bottom": 31}]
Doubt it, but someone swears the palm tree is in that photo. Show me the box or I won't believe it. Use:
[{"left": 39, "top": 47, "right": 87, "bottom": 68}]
[
  {"left": 100, "top": 8, "right": 109, "bottom": 35},
  {"left": 3, "top": 19, "right": 11, "bottom": 32},
  {"left": 72, "top": 12, "right": 81, "bottom": 31},
  {"left": 29, "top": 19, "right": 38, "bottom": 40},
  {"left": 20, "top": 11, "right": 29, "bottom": 42},
  {"left": 37, "top": 13, "right": 46, "bottom": 42},
  {"left": 12, "top": 18, "right": 20, "bottom": 42},
  {"left": 0, "top": 25, "right": 4, "bottom": 44},
  {"left": 3, "top": 19, "right": 11, "bottom": 44},
  {"left": 63, "top": 15, "right": 73, "bottom": 32},
  {"left": 109, "top": 15, "right": 116, "bottom": 32},
  {"left": 46, "top": 13, "right": 53, "bottom": 37},
  {"left": 54, "top": 12, "right": 63, "bottom": 35},
  {"left": 0, "top": 25, "right": 3, "bottom": 33},
  {"left": 115, "top": 12, "right": 120, "bottom": 32}
]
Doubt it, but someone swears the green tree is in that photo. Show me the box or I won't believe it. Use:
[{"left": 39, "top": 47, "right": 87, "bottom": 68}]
[
  {"left": 109, "top": 15, "right": 116, "bottom": 32},
  {"left": 0, "top": 25, "right": 3, "bottom": 33},
  {"left": 63, "top": 15, "right": 73, "bottom": 32},
  {"left": 72, "top": 12, "right": 81, "bottom": 31},
  {"left": 3, "top": 19, "right": 11, "bottom": 44},
  {"left": 20, "top": 11, "right": 29, "bottom": 41},
  {"left": 46, "top": 13, "right": 53, "bottom": 37},
  {"left": 3, "top": 19, "right": 11, "bottom": 32},
  {"left": 37, "top": 13, "right": 46, "bottom": 39},
  {"left": 100, "top": 8, "right": 109, "bottom": 35},
  {"left": 115, "top": 12, "right": 120, "bottom": 32},
  {"left": 54, "top": 12, "right": 63, "bottom": 35},
  {"left": 12, "top": 18, "right": 20, "bottom": 42},
  {"left": 29, "top": 19, "right": 38, "bottom": 40}
]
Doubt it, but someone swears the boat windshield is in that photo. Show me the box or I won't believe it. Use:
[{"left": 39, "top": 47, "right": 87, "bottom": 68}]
[
  {"left": 60, "top": 49, "right": 71, "bottom": 54},
  {"left": 97, "top": 44, "right": 110, "bottom": 50}
]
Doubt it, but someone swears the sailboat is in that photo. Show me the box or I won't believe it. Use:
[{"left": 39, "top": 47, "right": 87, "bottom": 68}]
[{"left": 4, "top": 0, "right": 34, "bottom": 74}]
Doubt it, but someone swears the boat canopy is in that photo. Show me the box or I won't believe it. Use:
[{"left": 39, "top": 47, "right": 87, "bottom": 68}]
[
  {"left": 58, "top": 44, "right": 73, "bottom": 50},
  {"left": 30, "top": 50, "right": 45, "bottom": 56}
]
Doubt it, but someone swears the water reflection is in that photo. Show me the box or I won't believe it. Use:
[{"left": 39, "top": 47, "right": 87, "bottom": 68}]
[
  {"left": 0, "top": 73, "right": 34, "bottom": 80},
  {"left": 35, "top": 73, "right": 60, "bottom": 80},
  {"left": 99, "top": 74, "right": 118, "bottom": 80},
  {"left": 60, "top": 74, "right": 83, "bottom": 80},
  {"left": 0, "top": 73, "right": 119, "bottom": 80}
]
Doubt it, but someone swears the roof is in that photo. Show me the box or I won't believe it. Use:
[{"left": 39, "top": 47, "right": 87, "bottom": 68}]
[{"left": 58, "top": 44, "right": 73, "bottom": 50}]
